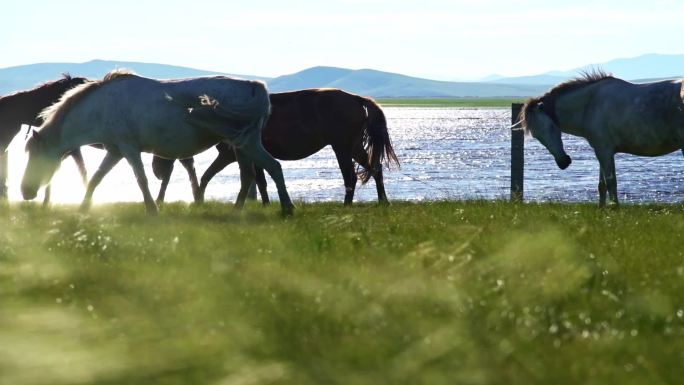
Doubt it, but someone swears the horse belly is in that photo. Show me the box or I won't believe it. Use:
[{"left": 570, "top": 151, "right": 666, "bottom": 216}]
[
  {"left": 616, "top": 129, "right": 680, "bottom": 156},
  {"left": 262, "top": 119, "right": 325, "bottom": 160},
  {"left": 140, "top": 124, "right": 219, "bottom": 159}
]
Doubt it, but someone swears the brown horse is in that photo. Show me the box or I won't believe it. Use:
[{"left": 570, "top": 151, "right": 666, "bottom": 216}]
[
  {"left": 152, "top": 88, "right": 399, "bottom": 205},
  {"left": 0, "top": 74, "right": 89, "bottom": 201}
]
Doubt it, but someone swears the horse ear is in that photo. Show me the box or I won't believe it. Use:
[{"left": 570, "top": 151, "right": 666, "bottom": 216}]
[
  {"left": 30, "top": 129, "right": 43, "bottom": 145},
  {"left": 537, "top": 101, "right": 545, "bottom": 111},
  {"left": 25, "top": 129, "right": 40, "bottom": 152}
]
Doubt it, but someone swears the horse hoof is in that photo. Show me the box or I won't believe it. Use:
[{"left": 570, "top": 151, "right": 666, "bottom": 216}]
[
  {"left": 281, "top": 205, "right": 294, "bottom": 217},
  {"left": 602, "top": 201, "right": 619, "bottom": 210},
  {"left": 146, "top": 204, "right": 159, "bottom": 216}
]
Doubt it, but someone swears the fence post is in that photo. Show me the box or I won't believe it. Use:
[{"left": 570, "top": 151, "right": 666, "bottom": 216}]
[
  {"left": 0, "top": 150, "right": 7, "bottom": 199},
  {"left": 510, "top": 103, "right": 524, "bottom": 202}
]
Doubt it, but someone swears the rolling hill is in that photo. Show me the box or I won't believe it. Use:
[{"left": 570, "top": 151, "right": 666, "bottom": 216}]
[
  {"left": 267, "top": 66, "right": 548, "bottom": 97},
  {"left": 3, "top": 54, "right": 684, "bottom": 98},
  {"left": 0, "top": 60, "right": 548, "bottom": 98},
  {"left": 0, "top": 60, "right": 269, "bottom": 95},
  {"left": 487, "top": 53, "right": 684, "bottom": 85}
]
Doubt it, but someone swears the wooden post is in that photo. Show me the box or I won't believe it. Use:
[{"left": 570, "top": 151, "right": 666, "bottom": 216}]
[
  {"left": 510, "top": 103, "right": 524, "bottom": 202},
  {"left": 0, "top": 150, "right": 7, "bottom": 199}
]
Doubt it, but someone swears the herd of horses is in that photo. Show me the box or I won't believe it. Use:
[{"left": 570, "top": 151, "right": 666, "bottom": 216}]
[
  {"left": 0, "top": 70, "right": 399, "bottom": 216},
  {"left": 2, "top": 68, "right": 684, "bottom": 215}
]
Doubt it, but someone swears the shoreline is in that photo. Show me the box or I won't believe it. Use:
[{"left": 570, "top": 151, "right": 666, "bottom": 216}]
[{"left": 377, "top": 97, "right": 525, "bottom": 108}]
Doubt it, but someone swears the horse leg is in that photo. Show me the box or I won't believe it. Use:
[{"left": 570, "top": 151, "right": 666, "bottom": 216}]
[
  {"left": 199, "top": 143, "right": 237, "bottom": 202},
  {"left": 152, "top": 157, "right": 174, "bottom": 204},
  {"left": 246, "top": 178, "right": 258, "bottom": 201},
  {"left": 598, "top": 169, "right": 607, "bottom": 208},
  {"left": 595, "top": 149, "right": 618, "bottom": 207},
  {"left": 70, "top": 148, "right": 88, "bottom": 185},
  {"left": 43, "top": 185, "right": 51, "bottom": 208},
  {"left": 80, "top": 151, "right": 122, "bottom": 212},
  {"left": 236, "top": 139, "right": 293, "bottom": 216},
  {"left": 332, "top": 146, "right": 357, "bottom": 205},
  {"left": 353, "top": 148, "right": 389, "bottom": 204},
  {"left": 233, "top": 151, "right": 256, "bottom": 210},
  {"left": 0, "top": 149, "right": 8, "bottom": 199},
  {"left": 179, "top": 157, "right": 202, "bottom": 203},
  {"left": 121, "top": 148, "right": 158, "bottom": 215},
  {"left": 254, "top": 166, "right": 270, "bottom": 205},
  {"left": 156, "top": 171, "right": 171, "bottom": 205}
]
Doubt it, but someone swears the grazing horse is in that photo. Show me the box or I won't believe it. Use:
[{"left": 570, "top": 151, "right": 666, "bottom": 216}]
[
  {"left": 152, "top": 89, "right": 399, "bottom": 205},
  {"left": 520, "top": 69, "right": 684, "bottom": 207},
  {"left": 0, "top": 74, "right": 89, "bottom": 201},
  {"left": 21, "top": 69, "right": 294, "bottom": 216}
]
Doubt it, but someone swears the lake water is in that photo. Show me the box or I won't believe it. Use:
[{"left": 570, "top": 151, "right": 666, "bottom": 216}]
[{"left": 6, "top": 107, "right": 684, "bottom": 205}]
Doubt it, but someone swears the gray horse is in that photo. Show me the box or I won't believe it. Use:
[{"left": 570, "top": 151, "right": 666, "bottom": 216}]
[
  {"left": 520, "top": 70, "right": 684, "bottom": 207},
  {"left": 21, "top": 69, "right": 294, "bottom": 216}
]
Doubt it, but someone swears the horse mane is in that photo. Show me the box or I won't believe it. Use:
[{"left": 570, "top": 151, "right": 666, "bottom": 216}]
[
  {"left": 0, "top": 72, "right": 82, "bottom": 103},
  {"left": 38, "top": 68, "right": 137, "bottom": 130},
  {"left": 520, "top": 68, "right": 614, "bottom": 132}
]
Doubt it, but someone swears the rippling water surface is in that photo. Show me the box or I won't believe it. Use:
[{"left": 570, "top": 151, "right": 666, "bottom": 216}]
[{"left": 6, "top": 107, "right": 684, "bottom": 204}]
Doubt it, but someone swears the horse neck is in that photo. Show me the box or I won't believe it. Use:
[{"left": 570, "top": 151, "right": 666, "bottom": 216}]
[
  {"left": 555, "top": 81, "right": 609, "bottom": 137},
  {"left": 0, "top": 92, "right": 40, "bottom": 125},
  {"left": 44, "top": 121, "right": 100, "bottom": 157}
]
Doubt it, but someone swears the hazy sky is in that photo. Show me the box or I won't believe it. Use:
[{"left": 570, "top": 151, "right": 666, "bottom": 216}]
[{"left": 2, "top": 0, "right": 683, "bottom": 80}]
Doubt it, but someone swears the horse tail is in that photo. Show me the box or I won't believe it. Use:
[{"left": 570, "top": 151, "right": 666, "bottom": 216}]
[
  {"left": 214, "top": 80, "right": 271, "bottom": 123},
  {"left": 357, "top": 96, "right": 400, "bottom": 183}
]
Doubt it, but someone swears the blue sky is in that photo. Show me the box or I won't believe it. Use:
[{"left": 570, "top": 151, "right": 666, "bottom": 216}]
[{"left": 2, "top": 0, "right": 683, "bottom": 80}]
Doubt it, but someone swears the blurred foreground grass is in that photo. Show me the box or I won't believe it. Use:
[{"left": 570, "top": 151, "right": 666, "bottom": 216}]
[{"left": 1, "top": 200, "right": 684, "bottom": 384}]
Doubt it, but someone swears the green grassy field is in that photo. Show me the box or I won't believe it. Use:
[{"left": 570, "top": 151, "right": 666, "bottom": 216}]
[
  {"left": 377, "top": 98, "right": 524, "bottom": 108},
  {"left": 2, "top": 200, "right": 684, "bottom": 384}
]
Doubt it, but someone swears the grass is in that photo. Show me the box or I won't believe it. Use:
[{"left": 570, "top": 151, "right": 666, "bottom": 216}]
[
  {"left": 2, "top": 200, "right": 684, "bottom": 384},
  {"left": 376, "top": 97, "right": 524, "bottom": 108}
]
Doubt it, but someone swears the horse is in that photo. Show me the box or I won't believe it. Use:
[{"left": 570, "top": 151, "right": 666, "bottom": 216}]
[
  {"left": 0, "top": 74, "right": 89, "bottom": 202},
  {"left": 21, "top": 69, "right": 294, "bottom": 216},
  {"left": 520, "top": 69, "right": 684, "bottom": 207},
  {"left": 152, "top": 88, "right": 399, "bottom": 205}
]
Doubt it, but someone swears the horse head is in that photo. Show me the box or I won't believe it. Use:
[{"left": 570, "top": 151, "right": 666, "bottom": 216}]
[
  {"left": 21, "top": 130, "right": 61, "bottom": 200},
  {"left": 523, "top": 100, "right": 572, "bottom": 170}
]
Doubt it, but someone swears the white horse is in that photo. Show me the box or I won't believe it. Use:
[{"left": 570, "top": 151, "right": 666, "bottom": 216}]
[
  {"left": 21, "top": 69, "right": 294, "bottom": 216},
  {"left": 520, "top": 70, "right": 684, "bottom": 207}
]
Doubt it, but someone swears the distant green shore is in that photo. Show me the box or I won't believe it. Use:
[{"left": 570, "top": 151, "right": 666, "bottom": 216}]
[{"left": 377, "top": 97, "right": 525, "bottom": 108}]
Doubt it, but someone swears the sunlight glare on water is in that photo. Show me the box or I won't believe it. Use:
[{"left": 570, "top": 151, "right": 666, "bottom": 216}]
[{"left": 6, "top": 107, "right": 684, "bottom": 204}]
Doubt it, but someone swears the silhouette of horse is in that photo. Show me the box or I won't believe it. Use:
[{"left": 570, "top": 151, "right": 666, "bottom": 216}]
[
  {"left": 153, "top": 88, "right": 399, "bottom": 205},
  {"left": 521, "top": 69, "right": 684, "bottom": 207},
  {"left": 22, "top": 69, "right": 293, "bottom": 216},
  {"left": 0, "top": 74, "right": 88, "bottom": 201}
]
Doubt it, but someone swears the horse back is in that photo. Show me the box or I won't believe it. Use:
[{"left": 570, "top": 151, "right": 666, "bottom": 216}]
[
  {"left": 588, "top": 80, "right": 684, "bottom": 127},
  {"left": 52, "top": 75, "right": 268, "bottom": 158},
  {"left": 586, "top": 79, "right": 684, "bottom": 155}
]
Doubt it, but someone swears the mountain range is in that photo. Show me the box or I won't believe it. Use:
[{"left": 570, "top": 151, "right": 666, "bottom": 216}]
[
  {"left": 482, "top": 53, "right": 684, "bottom": 85},
  {"left": 1, "top": 54, "right": 683, "bottom": 98}
]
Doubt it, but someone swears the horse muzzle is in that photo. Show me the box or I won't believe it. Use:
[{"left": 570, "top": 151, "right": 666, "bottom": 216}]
[
  {"left": 556, "top": 155, "right": 572, "bottom": 170},
  {"left": 21, "top": 185, "right": 38, "bottom": 200}
]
